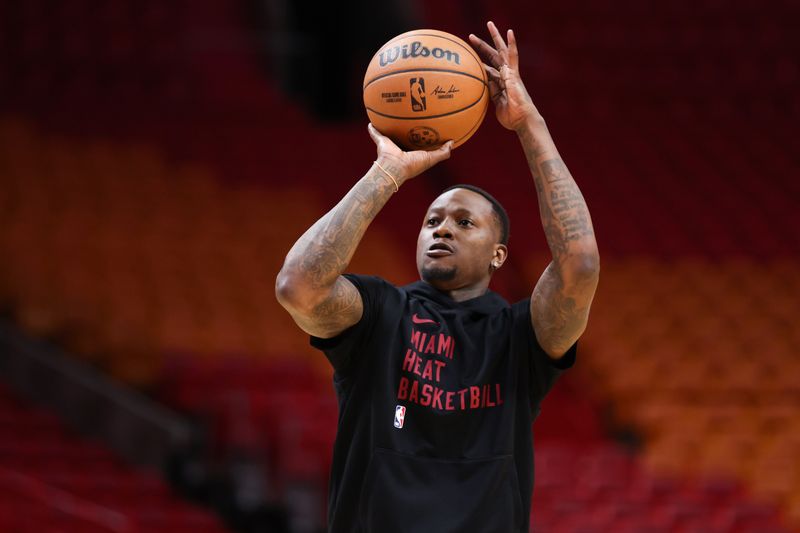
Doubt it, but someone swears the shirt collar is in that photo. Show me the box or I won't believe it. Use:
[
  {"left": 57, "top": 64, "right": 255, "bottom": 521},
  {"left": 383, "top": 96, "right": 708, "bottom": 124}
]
[{"left": 404, "top": 280, "right": 509, "bottom": 314}]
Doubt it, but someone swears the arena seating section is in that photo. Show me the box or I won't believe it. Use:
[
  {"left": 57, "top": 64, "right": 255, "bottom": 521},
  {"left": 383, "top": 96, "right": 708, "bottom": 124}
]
[
  {"left": 0, "top": 0, "right": 798, "bottom": 531},
  {"left": 0, "top": 382, "right": 226, "bottom": 532}
]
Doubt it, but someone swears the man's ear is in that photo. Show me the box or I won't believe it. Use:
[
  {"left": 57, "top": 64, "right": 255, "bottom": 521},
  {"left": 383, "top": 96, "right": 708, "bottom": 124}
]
[{"left": 490, "top": 244, "right": 508, "bottom": 270}]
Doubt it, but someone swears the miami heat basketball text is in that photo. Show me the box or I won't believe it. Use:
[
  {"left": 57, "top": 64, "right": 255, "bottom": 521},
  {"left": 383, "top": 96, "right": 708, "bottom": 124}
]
[{"left": 397, "top": 326, "right": 504, "bottom": 413}]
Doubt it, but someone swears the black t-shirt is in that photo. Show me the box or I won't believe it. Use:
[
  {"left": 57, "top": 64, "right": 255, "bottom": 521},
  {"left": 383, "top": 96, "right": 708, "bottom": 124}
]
[{"left": 311, "top": 274, "right": 576, "bottom": 533}]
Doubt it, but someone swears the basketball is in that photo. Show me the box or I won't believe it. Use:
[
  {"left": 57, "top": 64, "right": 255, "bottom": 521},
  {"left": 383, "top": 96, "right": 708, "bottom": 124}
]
[{"left": 363, "top": 29, "right": 489, "bottom": 151}]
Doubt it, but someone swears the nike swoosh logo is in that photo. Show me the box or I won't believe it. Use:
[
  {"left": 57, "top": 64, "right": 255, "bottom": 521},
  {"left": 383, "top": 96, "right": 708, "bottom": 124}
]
[{"left": 412, "top": 313, "right": 439, "bottom": 325}]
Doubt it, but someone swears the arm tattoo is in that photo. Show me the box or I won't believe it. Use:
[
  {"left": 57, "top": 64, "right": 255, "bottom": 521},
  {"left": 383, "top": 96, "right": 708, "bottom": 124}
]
[
  {"left": 279, "top": 168, "right": 395, "bottom": 336},
  {"left": 308, "top": 277, "right": 361, "bottom": 331},
  {"left": 519, "top": 123, "right": 599, "bottom": 356},
  {"left": 532, "top": 263, "right": 589, "bottom": 355},
  {"left": 538, "top": 158, "right": 595, "bottom": 261},
  {"left": 522, "top": 131, "right": 548, "bottom": 182},
  {"left": 295, "top": 171, "right": 394, "bottom": 289},
  {"left": 520, "top": 126, "right": 595, "bottom": 265}
]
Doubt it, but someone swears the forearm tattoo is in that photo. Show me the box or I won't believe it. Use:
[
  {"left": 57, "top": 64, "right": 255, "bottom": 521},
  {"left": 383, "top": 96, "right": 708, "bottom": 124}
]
[
  {"left": 293, "top": 170, "right": 394, "bottom": 289},
  {"left": 520, "top": 124, "right": 599, "bottom": 355},
  {"left": 520, "top": 128, "right": 595, "bottom": 264}
]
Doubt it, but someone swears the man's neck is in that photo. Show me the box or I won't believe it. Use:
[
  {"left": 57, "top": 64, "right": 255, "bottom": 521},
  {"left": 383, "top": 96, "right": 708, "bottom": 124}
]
[{"left": 424, "top": 279, "right": 490, "bottom": 302}]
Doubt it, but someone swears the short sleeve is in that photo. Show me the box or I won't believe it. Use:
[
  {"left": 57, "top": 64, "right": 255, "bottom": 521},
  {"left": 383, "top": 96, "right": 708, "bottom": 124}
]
[
  {"left": 511, "top": 299, "right": 577, "bottom": 409},
  {"left": 309, "top": 274, "right": 388, "bottom": 375}
]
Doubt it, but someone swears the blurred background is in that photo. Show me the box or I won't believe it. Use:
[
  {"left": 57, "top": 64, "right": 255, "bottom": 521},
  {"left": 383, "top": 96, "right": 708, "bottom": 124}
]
[{"left": 0, "top": 0, "right": 798, "bottom": 532}]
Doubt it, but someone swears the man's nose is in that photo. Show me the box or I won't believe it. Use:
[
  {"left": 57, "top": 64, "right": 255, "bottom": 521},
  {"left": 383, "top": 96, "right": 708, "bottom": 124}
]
[{"left": 433, "top": 219, "right": 453, "bottom": 239}]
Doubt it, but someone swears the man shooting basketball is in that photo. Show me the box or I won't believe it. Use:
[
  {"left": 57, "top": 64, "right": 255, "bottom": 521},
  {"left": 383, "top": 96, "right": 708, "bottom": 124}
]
[{"left": 276, "top": 22, "right": 599, "bottom": 532}]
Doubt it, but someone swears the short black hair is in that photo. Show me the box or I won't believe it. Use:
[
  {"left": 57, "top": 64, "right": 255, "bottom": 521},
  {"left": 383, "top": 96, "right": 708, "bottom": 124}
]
[{"left": 441, "top": 184, "right": 510, "bottom": 245}]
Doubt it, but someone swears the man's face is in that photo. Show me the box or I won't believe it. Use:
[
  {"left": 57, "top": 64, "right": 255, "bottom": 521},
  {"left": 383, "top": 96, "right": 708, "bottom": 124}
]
[{"left": 416, "top": 188, "right": 506, "bottom": 291}]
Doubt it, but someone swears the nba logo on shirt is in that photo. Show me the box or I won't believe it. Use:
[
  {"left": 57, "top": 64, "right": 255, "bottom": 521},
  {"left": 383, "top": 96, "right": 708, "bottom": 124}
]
[{"left": 394, "top": 405, "right": 406, "bottom": 429}]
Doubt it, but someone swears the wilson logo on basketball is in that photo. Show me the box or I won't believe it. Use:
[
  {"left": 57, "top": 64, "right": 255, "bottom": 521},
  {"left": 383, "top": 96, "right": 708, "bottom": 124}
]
[
  {"left": 409, "top": 77, "right": 426, "bottom": 112},
  {"left": 379, "top": 41, "right": 461, "bottom": 67}
]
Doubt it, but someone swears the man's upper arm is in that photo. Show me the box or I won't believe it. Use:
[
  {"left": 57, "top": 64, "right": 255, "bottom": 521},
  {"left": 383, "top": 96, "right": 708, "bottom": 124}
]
[
  {"left": 530, "top": 261, "right": 598, "bottom": 359},
  {"left": 285, "top": 275, "right": 364, "bottom": 339}
]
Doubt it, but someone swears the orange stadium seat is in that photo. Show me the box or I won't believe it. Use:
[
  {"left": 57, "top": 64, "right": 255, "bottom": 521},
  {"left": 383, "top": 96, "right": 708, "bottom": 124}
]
[{"left": 575, "top": 258, "right": 800, "bottom": 529}]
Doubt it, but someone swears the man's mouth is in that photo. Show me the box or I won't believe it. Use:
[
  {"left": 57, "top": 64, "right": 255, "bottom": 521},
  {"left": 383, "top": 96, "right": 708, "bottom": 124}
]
[{"left": 426, "top": 242, "right": 454, "bottom": 257}]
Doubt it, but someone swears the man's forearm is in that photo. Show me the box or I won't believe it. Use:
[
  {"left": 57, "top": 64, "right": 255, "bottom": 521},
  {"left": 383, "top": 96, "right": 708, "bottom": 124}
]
[
  {"left": 279, "top": 165, "right": 396, "bottom": 294},
  {"left": 517, "top": 115, "right": 598, "bottom": 273}
]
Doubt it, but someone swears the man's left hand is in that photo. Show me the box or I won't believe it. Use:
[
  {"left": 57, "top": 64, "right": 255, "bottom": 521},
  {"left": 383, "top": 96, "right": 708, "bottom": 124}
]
[{"left": 469, "top": 22, "right": 539, "bottom": 132}]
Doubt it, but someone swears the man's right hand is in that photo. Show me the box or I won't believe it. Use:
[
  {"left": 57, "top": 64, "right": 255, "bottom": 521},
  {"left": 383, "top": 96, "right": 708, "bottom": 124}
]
[{"left": 368, "top": 123, "right": 454, "bottom": 187}]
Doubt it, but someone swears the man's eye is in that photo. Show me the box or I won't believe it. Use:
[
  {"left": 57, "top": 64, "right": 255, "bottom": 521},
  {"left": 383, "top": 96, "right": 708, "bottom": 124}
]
[
  {"left": 459, "top": 219, "right": 473, "bottom": 226},
  {"left": 427, "top": 218, "right": 438, "bottom": 226}
]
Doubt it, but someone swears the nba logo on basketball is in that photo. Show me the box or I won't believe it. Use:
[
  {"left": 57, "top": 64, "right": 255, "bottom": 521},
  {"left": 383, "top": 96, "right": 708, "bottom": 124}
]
[
  {"left": 394, "top": 405, "right": 406, "bottom": 428},
  {"left": 409, "top": 78, "right": 426, "bottom": 111}
]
